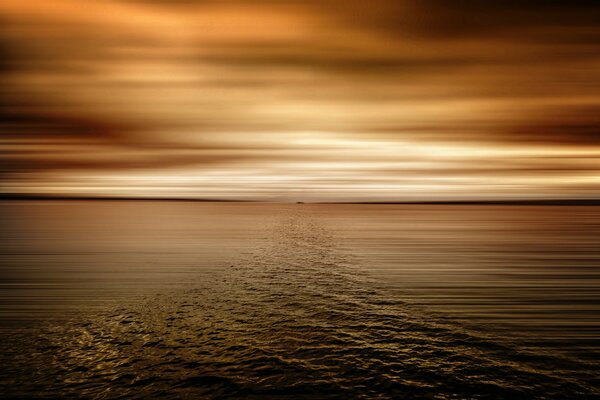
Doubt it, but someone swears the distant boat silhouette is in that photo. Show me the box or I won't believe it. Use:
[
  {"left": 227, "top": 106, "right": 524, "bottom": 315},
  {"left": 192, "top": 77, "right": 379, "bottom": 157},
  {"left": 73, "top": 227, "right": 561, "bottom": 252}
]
[{"left": 296, "top": 201, "right": 304, "bottom": 204}]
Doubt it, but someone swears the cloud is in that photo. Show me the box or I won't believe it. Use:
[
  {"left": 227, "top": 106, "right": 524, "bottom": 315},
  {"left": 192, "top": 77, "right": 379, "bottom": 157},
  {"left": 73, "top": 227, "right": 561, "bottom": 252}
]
[{"left": 1, "top": 0, "right": 599, "bottom": 199}]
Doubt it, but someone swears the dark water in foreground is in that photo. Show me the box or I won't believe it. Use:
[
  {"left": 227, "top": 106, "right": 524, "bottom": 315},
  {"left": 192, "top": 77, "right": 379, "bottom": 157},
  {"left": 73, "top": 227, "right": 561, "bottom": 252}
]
[{"left": 0, "top": 201, "right": 599, "bottom": 399}]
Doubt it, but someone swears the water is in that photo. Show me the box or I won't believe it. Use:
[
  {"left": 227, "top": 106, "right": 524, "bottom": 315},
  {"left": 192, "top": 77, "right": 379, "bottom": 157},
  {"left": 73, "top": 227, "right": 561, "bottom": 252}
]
[{"left": 0, "top": 201, "right": 598, "bottom": 399}]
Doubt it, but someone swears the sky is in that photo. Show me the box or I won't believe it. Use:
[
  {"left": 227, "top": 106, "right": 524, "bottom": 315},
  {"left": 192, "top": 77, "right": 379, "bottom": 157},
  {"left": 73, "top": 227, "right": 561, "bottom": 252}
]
[{"left": 1, "top": 0, "right": 599, "bottom": 201}]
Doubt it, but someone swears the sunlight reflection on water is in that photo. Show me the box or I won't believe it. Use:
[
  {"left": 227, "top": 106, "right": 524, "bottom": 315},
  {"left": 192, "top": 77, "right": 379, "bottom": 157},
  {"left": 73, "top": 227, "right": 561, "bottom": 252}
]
[{"left": 0, "top": 201, "right": 598, "bottom": 398}]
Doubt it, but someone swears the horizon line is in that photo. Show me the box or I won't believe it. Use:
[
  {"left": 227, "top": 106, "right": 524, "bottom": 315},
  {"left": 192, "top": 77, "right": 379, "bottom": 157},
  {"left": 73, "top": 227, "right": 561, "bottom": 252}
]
[{"left": 1, "top": 194, "right": 599, "bottom": 206}]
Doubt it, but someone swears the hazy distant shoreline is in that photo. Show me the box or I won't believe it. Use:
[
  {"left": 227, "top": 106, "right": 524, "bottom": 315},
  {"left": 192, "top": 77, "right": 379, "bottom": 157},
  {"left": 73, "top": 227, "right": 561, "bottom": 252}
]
[
  {"left": 322, "top": 199, "right": 600, "bottom": 206},
  {"left": 1, "top": 194, "right": 598, "bottom": 206}
]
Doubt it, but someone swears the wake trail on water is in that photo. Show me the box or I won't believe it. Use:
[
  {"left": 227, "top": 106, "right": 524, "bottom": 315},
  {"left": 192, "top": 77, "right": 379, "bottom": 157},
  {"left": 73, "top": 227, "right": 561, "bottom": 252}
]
[{"left": 1, "top": 207, "right": 598, "bottom": 399}]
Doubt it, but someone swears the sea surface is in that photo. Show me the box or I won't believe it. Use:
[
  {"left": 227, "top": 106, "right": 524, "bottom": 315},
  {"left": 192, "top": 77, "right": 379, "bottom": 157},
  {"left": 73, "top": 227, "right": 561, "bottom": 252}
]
[{"left": 0, "top": 201, "right": 598, "bottom": 399}]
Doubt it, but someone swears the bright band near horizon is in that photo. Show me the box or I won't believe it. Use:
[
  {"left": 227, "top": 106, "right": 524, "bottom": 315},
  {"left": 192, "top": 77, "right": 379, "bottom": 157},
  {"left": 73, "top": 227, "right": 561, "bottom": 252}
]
[{"left": 2, "top": 1, "right": 599, "bottom": 201}]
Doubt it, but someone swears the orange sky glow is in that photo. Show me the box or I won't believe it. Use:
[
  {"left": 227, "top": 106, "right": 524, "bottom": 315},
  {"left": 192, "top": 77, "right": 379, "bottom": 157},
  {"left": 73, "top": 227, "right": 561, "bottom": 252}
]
[{"left": 1, "top": 0, "right": 599, "bottom": 200}]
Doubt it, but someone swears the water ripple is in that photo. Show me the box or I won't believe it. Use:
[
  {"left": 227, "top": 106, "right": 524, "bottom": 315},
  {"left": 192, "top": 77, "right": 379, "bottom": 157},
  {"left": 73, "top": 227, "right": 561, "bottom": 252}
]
[{"left": 0, "top": 203, "right": 598, "bottom": 399}]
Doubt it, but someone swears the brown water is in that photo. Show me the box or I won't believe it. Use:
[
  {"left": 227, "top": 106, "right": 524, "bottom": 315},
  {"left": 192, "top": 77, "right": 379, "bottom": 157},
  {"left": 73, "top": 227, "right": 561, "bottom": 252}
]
[{"left": 0, "top": 201, "right": 598, "bottom": 399}]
